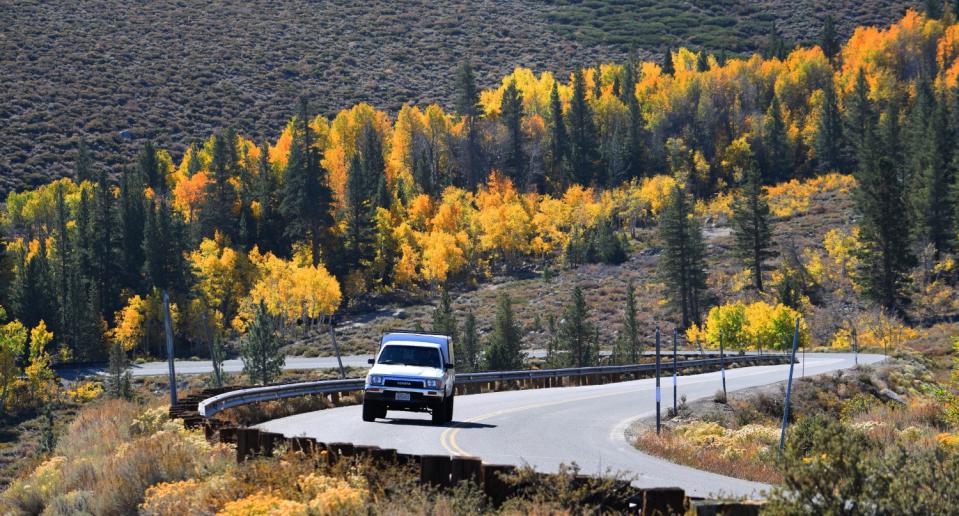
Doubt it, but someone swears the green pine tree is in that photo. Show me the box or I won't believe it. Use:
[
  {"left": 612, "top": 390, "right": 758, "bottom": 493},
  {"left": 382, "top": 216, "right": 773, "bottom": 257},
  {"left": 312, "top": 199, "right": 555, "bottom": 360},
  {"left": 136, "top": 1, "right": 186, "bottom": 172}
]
[
  {"left": 280, "top": 98, "right": 337, "bottom": 269},
  {"left": 484, "top": 293, "right": 523, "bottom": 371},
  {"left": 843, "top": 69, "right": 875, "bottom": 167},
  {"left": 558, "top": 285, "right": 596, "bottom": 367},
  {"left": 815, "top": 79, "right": 843, "bottom": 173},
  {"left": 762, "top": 96, "right": 790, "bottom": 183},
  {"left": 617, "top": 280, "right": 642, "bottom": 364},
  {"left": 820, "top": 15, "right": 840, "bottom": 63},
  {"left": 75, "top": 137, "right": 93, "bottom": 183},
  {"left": 911, "top": 88, "right": 955, "bottom": 256},
  {"left": 548, "top": 81, "right": 569, "bottom": 192},
  {"left": 854, "top": 102, "right": 914, "bottom": 312},
  {"left": 240, "top": 300, "right": 285, "bottom": 385},
  {"left": 659, "top": 184, "right": 708, "bottom": 329},
  {"left": 500, "top": 79, "right": 526, "bottom": 185},
  {"left": 456, "top": 61, "right": 484, "bottom": 188},
  {"left": 106, "top": 340, "right": 132, "bottom": 399},
  {"left": 119, "top": 165, "right": 147, "bottom": 293},
  {"left": 462, "top": 309, "right": 479, "bottom": 372},
  {"left": 202, "top": 129, "right": 241, "bottom": 241},
  {"left": 731, "top": 162, "right": 776, "bottom": 292},
  {"left": 567, "top": 69, "right": 599, "bottom": 186},
  {"left": 431, "top": 289, "right": 459, "bottom": 341}
]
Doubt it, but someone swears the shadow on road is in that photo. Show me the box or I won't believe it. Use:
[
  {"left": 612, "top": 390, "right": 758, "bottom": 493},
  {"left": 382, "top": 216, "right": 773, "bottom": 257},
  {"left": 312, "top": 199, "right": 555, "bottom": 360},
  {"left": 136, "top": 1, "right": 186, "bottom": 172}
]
[{"left": 380, "top": 418, "right": 496, "bottom": 429}]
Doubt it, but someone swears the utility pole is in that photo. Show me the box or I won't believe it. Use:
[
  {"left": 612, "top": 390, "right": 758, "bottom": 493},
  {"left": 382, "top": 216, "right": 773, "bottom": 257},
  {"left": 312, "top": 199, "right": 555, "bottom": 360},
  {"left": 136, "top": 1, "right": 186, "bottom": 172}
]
[
  {"left": 672, "top": 328, "right": 678, "bottom": 415},
  {"left": 163, "top": 290, "right": 177, "bottom": 407},
  {"left": 720, "top": 332, "right": 726, "bottom": 400},
  {"left": 779, "top": 318, "right": 801, "bottom": 451},
  {"left": 329, "top": 315, "right": 346, "bottom": 379},
  {"left": 655, "top": 328, "right": 661, "bottom": 434}
]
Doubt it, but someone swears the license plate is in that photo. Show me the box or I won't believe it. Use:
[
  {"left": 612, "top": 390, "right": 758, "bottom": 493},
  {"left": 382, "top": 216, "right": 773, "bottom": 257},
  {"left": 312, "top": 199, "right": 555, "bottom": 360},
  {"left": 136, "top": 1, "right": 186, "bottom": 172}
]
[{"left": 395, "top": 392, "right": 411, "bottom": 401}]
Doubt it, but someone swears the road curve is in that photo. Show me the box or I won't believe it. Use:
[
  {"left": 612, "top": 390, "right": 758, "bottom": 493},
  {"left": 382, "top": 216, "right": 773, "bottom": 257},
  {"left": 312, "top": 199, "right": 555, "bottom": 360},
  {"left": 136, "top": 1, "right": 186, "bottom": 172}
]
[{"left": 258, "top": 352, "right": 882, "bottom": 498}]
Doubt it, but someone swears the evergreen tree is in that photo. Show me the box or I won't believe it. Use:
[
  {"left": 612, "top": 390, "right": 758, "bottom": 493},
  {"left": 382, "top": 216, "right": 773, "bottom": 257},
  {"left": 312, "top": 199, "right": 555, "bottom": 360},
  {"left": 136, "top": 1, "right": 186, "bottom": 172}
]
[
  {"left": 484, "top": 293, "right": 523, "bottom": 371},
  {"left": 240, "top": 300, "right": 285, "bottom": 385},
  {"left": 567, "top": 69, "right": 599, "bottom": 185},
  {"left": 762, "top": 96, "right": 790, "bottom": 183},
  {"left": 696, "top": 50, "right": 710, "bottom": 72},
  {"left": 500, "top": 79, "right": 526, "bottom": 185},
  {"left": 53, "top": 184, "right": 72, "bottom": 342},
  {"left": 662, "top": 47, "right": 674, "bottom": 75},
  {"left": 456, "top": 61, "right": 483, "bottom": 188},
  {"left": 815, "top": 78, "right": 843, "bottom": 172},
  {"left": 75, "top": 137, "right": 93, "bottom": 183},
  {"left": 926, "top": 0, "right": 944, "bottom": 19},
  {"left": 138, "top": 141, "right": 164, "bottom": 196},
  {"left": 106, "top": 340, "right": 132, "bottom": 399},
  {"left": 548, "top": 81, "right": 569, "bottom": 191},
  {"left": 119, "top": 165, "right": 147, "bottom": 292},
  {"left": 202, "top": 129, "right": 240, "bottom": 240},
  {"left": 659, "top": 184, "right": 707, "bottom": 329},
  {"left": 820, "top": 15, "right": 840, "bottom": 63},
  {"left": 557, "top": 285, "right": 596, "bottom": 367},
  {"left": 912, "top": 89, "right": 955, "bottom": 256},
  {"left": 621, "top": 59, "right": 646, "bottom": 180},
  {"left": 253, "top": 141, "right": 283, "bottom": 254},
  {"left": 731, "top": 162, "right": 776, "bottom": 291},
  {"left": 843, "top": 69, "right": 875, "bottom": 167},
  {"left": 143, "top": 198, "right": 186, "bottom": 294},
  {"left": 462, "top": 309, "right": 479, "bottom": 372},
  {"left": 456, "top": 61, "right": 481, "bottom": 119},
  {"left": 280, "top": 98, "right": 336, "bottom": 269},
  {"left": 431, "top": 288, "right": 459, "bottom": 347},
  {"left": 618, "top": 280, "right": 641, "bottom": 364},
  {"left": 13, "top": 239, "right": 56, "bottom": 329},
  {"left": 854, "top": 103, "right": 914, "bottom": 312},
  {"left": 344, "top": 123, "right": 382, "bottom": 273},
  {"left": 93, "top": 170, "right": 119, "bottom": 316}
]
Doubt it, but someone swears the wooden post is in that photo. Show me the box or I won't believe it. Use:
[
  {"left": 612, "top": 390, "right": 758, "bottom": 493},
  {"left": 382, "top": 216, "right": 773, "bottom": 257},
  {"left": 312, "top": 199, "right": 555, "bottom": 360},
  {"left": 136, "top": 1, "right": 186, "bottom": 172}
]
[{"left": 420, "top": 455, "right": 452, "bottom": 486}]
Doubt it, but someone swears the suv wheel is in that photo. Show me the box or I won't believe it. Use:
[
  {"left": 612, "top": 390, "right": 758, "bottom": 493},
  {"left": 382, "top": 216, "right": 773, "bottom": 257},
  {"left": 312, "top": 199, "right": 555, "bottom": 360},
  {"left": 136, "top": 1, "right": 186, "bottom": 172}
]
[
  {"left": 445, "top": 395, "right": 455, "bottom": 422},
  {"left": 362, "top": 400, "right": 379, "bottom": 422}
]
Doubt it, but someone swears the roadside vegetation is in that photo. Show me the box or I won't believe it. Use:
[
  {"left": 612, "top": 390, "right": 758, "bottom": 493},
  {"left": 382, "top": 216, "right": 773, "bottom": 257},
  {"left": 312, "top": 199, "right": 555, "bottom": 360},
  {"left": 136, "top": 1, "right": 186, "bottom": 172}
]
[{"left": 0, "top": 398, "right": 630, "bottom": 515}]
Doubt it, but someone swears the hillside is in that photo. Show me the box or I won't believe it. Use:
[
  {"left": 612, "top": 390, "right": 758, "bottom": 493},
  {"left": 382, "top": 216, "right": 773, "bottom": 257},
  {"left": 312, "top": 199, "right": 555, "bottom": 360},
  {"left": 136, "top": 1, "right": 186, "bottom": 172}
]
[{"left": 0, "top": 0, "right": 917, "bottom": 193}]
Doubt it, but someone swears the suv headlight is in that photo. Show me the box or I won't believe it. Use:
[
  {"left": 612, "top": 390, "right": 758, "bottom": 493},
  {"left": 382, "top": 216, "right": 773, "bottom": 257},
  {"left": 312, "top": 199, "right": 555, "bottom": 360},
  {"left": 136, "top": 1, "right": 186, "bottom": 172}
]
[
  {"left": 368, "top": 375, "right": 383, "bottom": 386},
  {"left": 425, "top": 379, "right": 443, "bottom": 389}
]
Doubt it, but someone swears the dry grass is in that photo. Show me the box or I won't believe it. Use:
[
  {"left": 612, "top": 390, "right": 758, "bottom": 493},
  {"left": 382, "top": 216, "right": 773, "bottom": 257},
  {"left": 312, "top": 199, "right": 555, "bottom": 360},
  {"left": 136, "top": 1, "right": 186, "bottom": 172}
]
[{"left": 636, "top": 425, "right": 782, "bottom": 484}]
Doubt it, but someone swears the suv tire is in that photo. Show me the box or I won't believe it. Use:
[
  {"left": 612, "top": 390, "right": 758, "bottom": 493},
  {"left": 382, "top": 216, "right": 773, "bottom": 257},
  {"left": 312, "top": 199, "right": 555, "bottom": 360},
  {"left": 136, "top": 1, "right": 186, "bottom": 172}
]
[{"left": 362, "top": 401, "right": 380, "bottom": 422}]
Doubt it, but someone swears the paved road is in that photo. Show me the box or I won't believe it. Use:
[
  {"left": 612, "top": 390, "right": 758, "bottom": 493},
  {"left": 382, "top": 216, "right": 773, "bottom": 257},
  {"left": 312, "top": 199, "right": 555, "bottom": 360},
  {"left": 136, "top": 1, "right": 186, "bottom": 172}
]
[
  {"left": 258, "top": 352, "right": 883, "bottom": 498},
  {"left": 63, "top": 349, "right": 783, "bottom": 379}
]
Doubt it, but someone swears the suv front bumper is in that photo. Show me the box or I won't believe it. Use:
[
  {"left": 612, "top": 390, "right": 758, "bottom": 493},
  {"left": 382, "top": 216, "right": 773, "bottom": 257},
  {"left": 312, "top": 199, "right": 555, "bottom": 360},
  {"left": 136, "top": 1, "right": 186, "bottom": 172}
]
[{"left": 364, "top": 387, "right": 446, "bottom": 411}]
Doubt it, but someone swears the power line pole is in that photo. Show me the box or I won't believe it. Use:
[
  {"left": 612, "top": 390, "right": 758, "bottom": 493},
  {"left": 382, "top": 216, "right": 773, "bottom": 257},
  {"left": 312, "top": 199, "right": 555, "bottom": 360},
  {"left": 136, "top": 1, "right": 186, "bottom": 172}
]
[
  {"left": 779, "top": 318, "right": 801, "bottom": 451},
  {"left": 163, "top": 289, "right": 177, "bottom": 407},
  {"left": 720, "top": 332, "right": 726, "bottom": 400},
  {"left": 672, "top": 328, "right": 678, "bottom": 415},
  {"left": 655, "top": 328, "right": 661, "bottom": 434}
]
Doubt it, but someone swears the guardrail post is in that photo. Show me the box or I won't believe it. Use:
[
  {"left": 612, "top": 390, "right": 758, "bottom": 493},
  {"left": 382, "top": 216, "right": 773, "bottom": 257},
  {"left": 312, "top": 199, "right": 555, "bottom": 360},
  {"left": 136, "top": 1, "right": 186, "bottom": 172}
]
[
  {"left": 482, "top": 464, "right": 517, "bottom": 506},
  {"left": 330, "top": 391, "right": 341, "bottom": 405},
  {"left": 420, "top": 455, "right": 452, "bottom": 486},
  {"left": 451, "top": 456, "right": 483, "bottom": 484},
  {"left": 642, "top": 487, "right": 687, "bottom": 515},
  {"left": 236, "top": 428, "right": 261, "bottom": 462},
  {"left": 219, "top": 426, "right": 237, "bottom": 444},
  {"left": 372, "top": 447, "right": 397, "bottom": 463}
]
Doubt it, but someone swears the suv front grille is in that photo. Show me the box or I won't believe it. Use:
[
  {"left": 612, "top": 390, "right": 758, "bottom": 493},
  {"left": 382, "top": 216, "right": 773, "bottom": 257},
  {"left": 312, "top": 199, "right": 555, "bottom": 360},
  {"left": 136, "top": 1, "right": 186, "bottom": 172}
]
[{"left": 384, "top": 378, "right": 425, "bottom": 389}]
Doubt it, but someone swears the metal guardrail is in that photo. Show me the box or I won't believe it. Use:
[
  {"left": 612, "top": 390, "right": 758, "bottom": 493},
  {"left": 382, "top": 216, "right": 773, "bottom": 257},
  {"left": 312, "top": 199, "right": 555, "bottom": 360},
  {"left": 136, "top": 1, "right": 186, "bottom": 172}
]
[{"left": 198, "top": 354, "right": 787, "bottom": 417}]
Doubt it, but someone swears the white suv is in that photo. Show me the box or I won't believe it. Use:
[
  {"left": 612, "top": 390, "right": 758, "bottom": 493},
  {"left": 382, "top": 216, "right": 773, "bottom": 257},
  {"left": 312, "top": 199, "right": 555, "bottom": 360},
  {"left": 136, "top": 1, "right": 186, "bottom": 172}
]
[{"left": 362, "top": 332, "right": 455, "bottom": 424}]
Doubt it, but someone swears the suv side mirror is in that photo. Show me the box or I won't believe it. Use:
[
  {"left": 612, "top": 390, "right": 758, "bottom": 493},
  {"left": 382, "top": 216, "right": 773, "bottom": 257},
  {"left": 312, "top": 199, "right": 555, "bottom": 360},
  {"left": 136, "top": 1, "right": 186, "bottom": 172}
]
[
  {"left": 367, "top": 358, "right": 375, "bottom": 365},
  {"left": 445, "top": 363, "right": 454, "bottom": 369}
]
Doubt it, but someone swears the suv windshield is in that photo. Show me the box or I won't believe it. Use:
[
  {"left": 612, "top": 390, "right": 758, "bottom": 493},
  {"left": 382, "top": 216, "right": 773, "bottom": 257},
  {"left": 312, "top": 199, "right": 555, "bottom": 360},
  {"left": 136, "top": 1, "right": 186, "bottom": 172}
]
[{"left": 377, "top": 345, "right": 441, "bottom": 368}]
